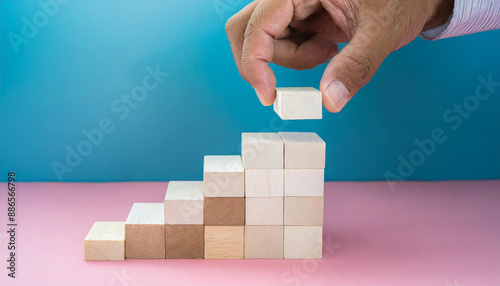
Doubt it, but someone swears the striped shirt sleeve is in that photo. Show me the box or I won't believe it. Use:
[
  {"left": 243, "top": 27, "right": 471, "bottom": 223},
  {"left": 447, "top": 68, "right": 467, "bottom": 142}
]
[{"left": 421, "top": 0, "right": 500, "bottom": 40}]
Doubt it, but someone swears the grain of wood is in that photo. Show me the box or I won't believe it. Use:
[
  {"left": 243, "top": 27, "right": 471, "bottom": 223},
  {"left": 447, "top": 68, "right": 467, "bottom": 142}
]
[{"left": 204, "top": 226, "right": 244, "bottom": 259}]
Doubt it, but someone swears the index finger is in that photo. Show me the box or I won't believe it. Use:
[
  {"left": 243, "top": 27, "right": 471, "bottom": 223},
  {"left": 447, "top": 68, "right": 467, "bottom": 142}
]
[{"left": 241, "top": 0, "right": 294, "bottom": 106}]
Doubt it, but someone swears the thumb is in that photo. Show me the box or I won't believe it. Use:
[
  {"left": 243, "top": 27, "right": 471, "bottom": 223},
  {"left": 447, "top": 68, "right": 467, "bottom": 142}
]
[{"left": 320, "top": 29, "right": 393, "bottom": 113}]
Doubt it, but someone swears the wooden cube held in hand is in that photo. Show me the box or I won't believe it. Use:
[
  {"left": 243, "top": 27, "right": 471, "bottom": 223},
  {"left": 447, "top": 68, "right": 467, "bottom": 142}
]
[{"left": 274, "top": 87, "right": 322, "bottom": 120}]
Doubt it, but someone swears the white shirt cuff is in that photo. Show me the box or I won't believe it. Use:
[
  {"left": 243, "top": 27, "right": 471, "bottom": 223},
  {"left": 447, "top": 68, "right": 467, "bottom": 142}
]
[{"left": 421, "top": 0, "right": 500, "bottom": 40}]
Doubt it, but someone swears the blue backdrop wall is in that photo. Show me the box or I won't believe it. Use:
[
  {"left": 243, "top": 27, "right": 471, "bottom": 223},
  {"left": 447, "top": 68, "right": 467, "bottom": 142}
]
[{"left": 1, "top": 0, "right": 499, "bottom": 182}]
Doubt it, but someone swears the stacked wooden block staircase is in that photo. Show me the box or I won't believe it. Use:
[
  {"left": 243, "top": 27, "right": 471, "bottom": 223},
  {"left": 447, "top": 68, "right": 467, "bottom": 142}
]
[{"left": 84, "top": 132, "right": 325, "bottom": 260}]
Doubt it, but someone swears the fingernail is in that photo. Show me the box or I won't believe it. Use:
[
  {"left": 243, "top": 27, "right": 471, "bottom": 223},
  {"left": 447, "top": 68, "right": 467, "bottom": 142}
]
[
  {"left": 326, "top": 80, "right": 349, "bottom": 112},
  {"left": 254, "top": 88, "right": 265, "bottom": 103}
]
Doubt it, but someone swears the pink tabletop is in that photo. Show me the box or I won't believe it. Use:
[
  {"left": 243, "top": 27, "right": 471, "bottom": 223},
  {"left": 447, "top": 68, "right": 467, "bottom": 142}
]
[{"left": 0, "top": 181, "right": 499, "bottom": 286}]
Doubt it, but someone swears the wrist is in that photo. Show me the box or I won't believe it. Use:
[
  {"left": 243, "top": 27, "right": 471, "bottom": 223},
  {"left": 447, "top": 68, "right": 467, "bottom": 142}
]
[{"left": 423, "top": 0, "right": 454, "bottom": 31}]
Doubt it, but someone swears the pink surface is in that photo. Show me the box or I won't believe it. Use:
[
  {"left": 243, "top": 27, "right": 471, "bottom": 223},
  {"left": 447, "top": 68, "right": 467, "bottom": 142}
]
[{"left": 1, "top": 181, "right": 499, "bottom": 286}]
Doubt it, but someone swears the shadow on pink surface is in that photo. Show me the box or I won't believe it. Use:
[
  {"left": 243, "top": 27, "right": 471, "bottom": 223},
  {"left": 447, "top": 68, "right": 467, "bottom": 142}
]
[{"left": 0, "top": 181, "right": 499, "bottom": 286}]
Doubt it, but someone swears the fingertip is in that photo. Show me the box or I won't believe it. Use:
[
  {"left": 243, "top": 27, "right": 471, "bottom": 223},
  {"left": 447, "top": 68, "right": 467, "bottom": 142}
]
[
  {"left": 321, "top": 80, "right": 350, "bottom": 113},
  {"left": 255, "top": 87, "right": 276, "bottom": 106}
]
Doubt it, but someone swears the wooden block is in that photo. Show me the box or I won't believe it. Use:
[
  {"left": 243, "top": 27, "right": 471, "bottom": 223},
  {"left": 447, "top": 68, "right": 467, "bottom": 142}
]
[
  {"left": 165, "top": 225, "right": 204, "bottom": 259},
  {"left": 164, "top": 181, "right": 204, "bottom": 225},
  {"left": 284, "top": 226, "right": 322, "bottom": 259},
  {"left": 84, "top": 221, "right": 125, "bottom": 261},
  {"left": 241, "top": 133, "right": 283, "bottom": 169},
  {"left": 246, "top": 197, "right": 283, "bottom": 225},
  {"left": 274, "top": 87, "right": 322, "bottom": 120},
  {"left": 284, "top": 169, "right": 324, "bottom": 196},
  {"left": 244, "top": 226, "right": 284, "bottom": 259},
  {"left": 125, "top": 203, "right": 165, "bottom": 259},
  {"left": 245, "top": 169, "right": 283, "bottom": 197},
  {"left": 284, "top": 197, "right": 323, "bottom": 226},
  {"left": 204, "top": 197, "right": 245, "bottom": 226},
  {"left": 279, "top": 132, "right": 326, "bottom": 169},
  {"left": 204, "top": 155, "right": 244, "bottom": 197},
  {"left": 204, "top": 226, "right": 244, "bottom": 259}
]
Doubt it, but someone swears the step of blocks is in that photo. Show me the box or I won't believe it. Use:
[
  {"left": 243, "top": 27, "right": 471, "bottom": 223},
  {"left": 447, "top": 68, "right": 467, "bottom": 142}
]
[
  {"left": 241, "top": 133, "right": 283, "bottom": 169},
  {"left": 280, "top": 132, "right": 326, "bottom": 169},
  {"left": 164, "top": 181, "right": 204, "bottom": 225},
  {"left": 204, "top": 155, "right": 244, "bottom": 197},
  {"left": 85, "top": 130, "right": 326, "bottom": 260},
  {"left": 84, "top": 221, "right": 125, "bottom": 261},
  {"left": 125, "top": 203, "right": 165, "bottom": 259}
]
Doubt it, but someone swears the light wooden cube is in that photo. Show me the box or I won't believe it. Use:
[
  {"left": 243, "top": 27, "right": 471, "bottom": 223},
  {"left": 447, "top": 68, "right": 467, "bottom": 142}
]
[
  {"left": 84, "top": 221, "right": 125, "bottom": 261},
  {"left": 241, "top": 133, "right": 283, "bottom": 169},
  {"left": 284, "top": 197, "right": 323, "bottom": 226},
  {"left": 284, "top": 169, "right": 324, "bottom": 197},
  {"left": 284, "top": 226, "right": 323, "bottom": 259},
  {"left": 245, "top": 169, "right": 283, "bottom": 197},
  {"left": 204, "top": 197, "right": 245, "bottom": 226},
  {"left": 204, "top": 226, "right": 244, "bottom": 259},
  {"left": 244, "top": 226, "right": 283, "bottom": 259},
  {"left": 204, "top": 155, "right": 244, "bottom": 197},
  {"left": 125, "top": 203, "right": 165, "bottom": 259},
  {"left": 246, "top": 197, "right": 283, "bottom": 225},
  {"left": 280, "top": 132, "right": 326, "bottom": 169},
  {"left": 165, "top": 225, "right": 204, "bottom": 259},
  {"left": 274, "top": 87, "right": 322, "bottom": 120},
  {"left": 164, "top": 181, "right": 204, "bottom": 225}
]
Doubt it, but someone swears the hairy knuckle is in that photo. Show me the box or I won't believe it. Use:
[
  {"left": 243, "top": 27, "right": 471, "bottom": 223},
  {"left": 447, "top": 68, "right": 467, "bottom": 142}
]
[
  {"left": 243, "top": 22, "right": 256, "bottom": 41},
  {"left": 343, "top": 53, "right": 375, "bottom": 84}
]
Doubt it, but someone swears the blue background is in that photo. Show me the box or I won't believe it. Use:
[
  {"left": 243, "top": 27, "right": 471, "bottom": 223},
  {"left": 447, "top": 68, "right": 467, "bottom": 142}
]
[{"left": 1, "top": 0, "right": 499, "bottom": 182}]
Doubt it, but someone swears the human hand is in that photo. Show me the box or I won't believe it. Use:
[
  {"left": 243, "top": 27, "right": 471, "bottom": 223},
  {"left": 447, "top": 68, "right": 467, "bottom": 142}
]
[{"left": 225, "top": 0, "right": 454, "bottom": 112}]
